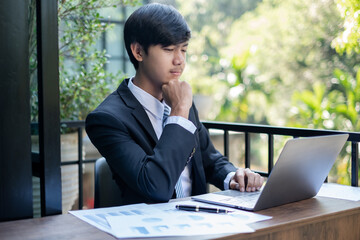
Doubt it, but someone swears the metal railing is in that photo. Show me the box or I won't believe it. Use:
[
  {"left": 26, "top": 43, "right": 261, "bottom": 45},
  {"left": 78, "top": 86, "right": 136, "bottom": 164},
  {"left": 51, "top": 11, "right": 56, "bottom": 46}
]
[
  {"left": 202, "top": 121, "right": 360, "bottom": 186},
  {"left": 32, "top": 121, "right": 97, "bottom": 211},
  {"left": 58, "top": 121, "right": 99, "bottom": 210},
  {"left": 32, "top": 120, "right": 360, "bottom": 212}
]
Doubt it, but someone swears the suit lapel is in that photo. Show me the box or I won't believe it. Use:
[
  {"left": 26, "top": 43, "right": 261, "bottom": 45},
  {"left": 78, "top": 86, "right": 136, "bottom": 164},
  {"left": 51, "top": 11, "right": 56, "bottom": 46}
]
[
  {"left": 117, "top": 79, "right": 158, "bottom": 144},
  {"left": 188, "top": 106, "right": 207, "bottom": 194}
]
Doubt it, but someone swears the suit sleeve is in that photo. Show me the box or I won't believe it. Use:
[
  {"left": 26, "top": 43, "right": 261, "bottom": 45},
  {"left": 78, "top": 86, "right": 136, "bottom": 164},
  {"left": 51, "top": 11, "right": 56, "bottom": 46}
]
[
  {"left": 86, "top": 110, "right": 196, "bottom": 202},
  {"left": 191, "top": 105, "right": 237, "bottom": 189}
]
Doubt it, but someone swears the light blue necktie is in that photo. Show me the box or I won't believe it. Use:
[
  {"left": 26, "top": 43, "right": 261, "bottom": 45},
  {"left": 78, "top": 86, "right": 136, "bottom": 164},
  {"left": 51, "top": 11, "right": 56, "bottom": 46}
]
[
  {"left": 162, "top": 104, "right": 171, "bottom": 127},
  {"left": 163, "top": 104, "right": 185, "bottom": 198}
]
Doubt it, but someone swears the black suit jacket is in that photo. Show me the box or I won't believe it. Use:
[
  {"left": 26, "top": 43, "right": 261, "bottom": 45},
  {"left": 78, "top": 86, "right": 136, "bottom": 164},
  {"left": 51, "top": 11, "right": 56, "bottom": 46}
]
[{"left": 86, "top": 79, "right": 237, "bottom": 205}]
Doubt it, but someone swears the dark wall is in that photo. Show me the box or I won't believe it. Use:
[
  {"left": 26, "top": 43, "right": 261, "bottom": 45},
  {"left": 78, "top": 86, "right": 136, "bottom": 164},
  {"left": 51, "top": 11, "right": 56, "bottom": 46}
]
[
  {"left": 0, "top": 1, "right": 33, "bottom": 220},
  {"left": 36, "top": 0, "right": 62, "bottom": 216}
]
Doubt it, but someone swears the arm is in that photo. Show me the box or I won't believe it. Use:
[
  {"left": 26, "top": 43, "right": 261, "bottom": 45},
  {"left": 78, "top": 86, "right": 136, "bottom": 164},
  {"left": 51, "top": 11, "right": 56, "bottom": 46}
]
[
  {"left": 86, "top": 110, "right": 196, "bottom": 202},
  {"left": 191, "top": 105, "right": 238, "bottom": 189},
  {"left": 191, "top": 105, "right": 264, "bottom": 191}
]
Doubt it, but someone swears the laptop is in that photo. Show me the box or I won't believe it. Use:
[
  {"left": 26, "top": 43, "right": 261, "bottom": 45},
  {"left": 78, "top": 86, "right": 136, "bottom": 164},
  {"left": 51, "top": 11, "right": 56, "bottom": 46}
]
[{"left": 192, "top": 134, "right": 349, "bottom": 211}]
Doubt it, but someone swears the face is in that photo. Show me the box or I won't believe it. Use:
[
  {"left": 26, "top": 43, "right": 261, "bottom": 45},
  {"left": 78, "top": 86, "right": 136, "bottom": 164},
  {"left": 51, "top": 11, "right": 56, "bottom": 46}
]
[{"left": 139, "top": 42, "right": 188, "bottom": 88}]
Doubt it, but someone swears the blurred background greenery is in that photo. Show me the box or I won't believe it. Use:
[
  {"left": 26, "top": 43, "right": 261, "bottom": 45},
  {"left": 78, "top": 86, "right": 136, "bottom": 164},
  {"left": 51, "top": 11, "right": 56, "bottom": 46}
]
[
  {"left": 31, "top": 0, "right": 360, "bottom": 187},
  {"left": 177, "top": 0, "right": 360, "bottom": 186}
]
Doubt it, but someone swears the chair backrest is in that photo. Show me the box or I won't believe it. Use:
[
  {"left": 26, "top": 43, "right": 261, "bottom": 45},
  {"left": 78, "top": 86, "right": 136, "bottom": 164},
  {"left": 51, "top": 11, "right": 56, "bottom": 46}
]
[{"left": 94, "top": 157, "right": 123, "bottom": 208}]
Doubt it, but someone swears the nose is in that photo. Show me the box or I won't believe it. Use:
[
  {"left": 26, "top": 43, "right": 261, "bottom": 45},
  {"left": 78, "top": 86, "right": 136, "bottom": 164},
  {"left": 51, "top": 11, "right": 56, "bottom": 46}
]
[{"left": 173, "top": 49, "right": 185, "bottom": 66}]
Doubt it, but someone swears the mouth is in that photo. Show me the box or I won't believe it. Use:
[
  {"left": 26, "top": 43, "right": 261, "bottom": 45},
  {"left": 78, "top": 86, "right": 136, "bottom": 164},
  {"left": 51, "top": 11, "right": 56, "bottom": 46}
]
[{"left": 170, "top": 70, "right": 182, "bottom": 76}]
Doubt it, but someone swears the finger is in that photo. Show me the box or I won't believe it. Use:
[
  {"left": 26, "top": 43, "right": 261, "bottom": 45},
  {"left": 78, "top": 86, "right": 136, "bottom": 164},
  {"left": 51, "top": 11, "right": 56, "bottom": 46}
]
[
  {"left": 244, "top": 169, "right": 256, "bottom": 192},
  {"left": 161, "top": 84, "right": 169, "bottom": 97},
  {"left": 254, "top": 173, "right": 261, "bottom": 191},
  {"left": 234, "top": 169, "right": 246, "bottom": 192},
  {"left": 258, "top": 176, "right": 265, "bottom": 190},
  {"left": 253, "top": 173, "right": 264, "bottom": 191},
  {"left": 229, "top": 178, "right": 239, "bottom": 190}
]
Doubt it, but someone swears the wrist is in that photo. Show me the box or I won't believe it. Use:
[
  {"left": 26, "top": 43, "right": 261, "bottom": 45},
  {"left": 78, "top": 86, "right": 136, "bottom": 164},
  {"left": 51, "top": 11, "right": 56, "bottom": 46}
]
[
  {"left": 170, "top": 105, "right": 190, "bottom": 118},
  {"left": 224, "top": 172, "right": 236, "bottom": 190}
]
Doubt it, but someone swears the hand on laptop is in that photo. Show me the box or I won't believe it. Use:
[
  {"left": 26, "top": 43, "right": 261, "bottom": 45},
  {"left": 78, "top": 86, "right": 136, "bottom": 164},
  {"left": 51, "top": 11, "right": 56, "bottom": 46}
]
[{"left": 230, "top": 168, "right": 264, "bottom": 192}]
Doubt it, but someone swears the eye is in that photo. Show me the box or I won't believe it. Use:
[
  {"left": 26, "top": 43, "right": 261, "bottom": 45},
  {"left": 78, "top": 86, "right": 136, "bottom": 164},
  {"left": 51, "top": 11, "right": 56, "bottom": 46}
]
[
  {"left": 163, "top": 48, "right": 174, "bottom": 52},
  {"left": 181, "top": 48, "right": 187, "bottom": 53}
]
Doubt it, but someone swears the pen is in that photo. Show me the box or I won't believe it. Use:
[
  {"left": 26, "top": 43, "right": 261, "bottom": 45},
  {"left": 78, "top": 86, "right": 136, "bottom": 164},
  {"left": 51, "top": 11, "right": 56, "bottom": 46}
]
[{"left": 175, "top": 204, "right": 233, "bottom": 213}]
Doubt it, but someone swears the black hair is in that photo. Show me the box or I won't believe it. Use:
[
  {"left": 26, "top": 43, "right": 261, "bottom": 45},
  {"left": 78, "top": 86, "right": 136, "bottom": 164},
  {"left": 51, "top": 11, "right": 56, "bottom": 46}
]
[{"left": 124, "top": 3, "right": 191, "bottom": 69}]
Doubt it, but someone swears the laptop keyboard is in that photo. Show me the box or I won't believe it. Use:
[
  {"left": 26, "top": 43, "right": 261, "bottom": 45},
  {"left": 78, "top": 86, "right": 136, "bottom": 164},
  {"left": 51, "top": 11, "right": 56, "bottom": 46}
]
[{"left": 215, "top": 191, "right": 261, "bottom": 208}]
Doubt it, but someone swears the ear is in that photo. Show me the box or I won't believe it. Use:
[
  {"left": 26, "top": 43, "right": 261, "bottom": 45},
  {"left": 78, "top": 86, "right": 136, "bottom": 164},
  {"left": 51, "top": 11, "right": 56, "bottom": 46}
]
[{"left": 130, "top": 42, "right": 144, "bottom": 62}]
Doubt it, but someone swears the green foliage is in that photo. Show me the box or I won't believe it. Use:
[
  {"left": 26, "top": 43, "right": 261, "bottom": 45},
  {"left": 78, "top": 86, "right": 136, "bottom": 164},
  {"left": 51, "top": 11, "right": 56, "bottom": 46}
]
[
  {"left": 290, "top": 67, "right": 360, "bottom": 131},
  {"left": 290, "top": 67, "right": 360, "bottom": 184},
  {"left": 218, "top": 0, "right": 360, "bottom": 126},
  {"left": 276, "top": 0, "right": 360, "bottom": 185},
  {"left": 59, "top": 51, "right": 117, "bottom": 120},
  {"left": 58, "top": 0, "right": 139, "bottom": 121},
  {"left": 29, "top": 0, "right": 139, "bottom": 122},
  {"left": 332, "top": 0, "right": 360, "bottom": 54},
  {"left": 215, "top": 50, "right": 278, "bottom": 124},
  {"left": 331, "top": 68, "right": 360, "bottom": 129},
  {"left": 29, "top": 0, "right": 38, "bottom": 122},
  {"left": 290, "top": 82, "right": 330, "bottom": 129},
  {"left": 176, "top": 0, "right": 261, "bottom": 97},
  {"left": 178, "top": 0, "right": 360, "bottom": 184},
  {"left": 224, "top": 0, "right": 342, "bottom": 87}
]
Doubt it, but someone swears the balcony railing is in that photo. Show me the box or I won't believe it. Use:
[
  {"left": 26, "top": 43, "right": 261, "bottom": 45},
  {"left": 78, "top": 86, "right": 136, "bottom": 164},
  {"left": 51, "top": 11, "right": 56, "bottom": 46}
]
[
  {"left": 31, "top": 120, "right": 360, "bottom": 212},
  {"left": 202, "top": 121, "right": 360, "bottom": 186}
]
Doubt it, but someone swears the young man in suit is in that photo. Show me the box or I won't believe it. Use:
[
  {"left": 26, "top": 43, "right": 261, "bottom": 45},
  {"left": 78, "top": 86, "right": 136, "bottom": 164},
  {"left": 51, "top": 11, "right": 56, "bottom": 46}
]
[{"left": 86, "top": 3, "right": 264, "bottom": 205}]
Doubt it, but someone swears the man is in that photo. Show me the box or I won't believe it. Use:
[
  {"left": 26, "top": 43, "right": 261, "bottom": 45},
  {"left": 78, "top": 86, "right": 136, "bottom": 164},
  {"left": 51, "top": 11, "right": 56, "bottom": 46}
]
[{"left": 86, "top": 3, "right": 263, "bottom": 205}]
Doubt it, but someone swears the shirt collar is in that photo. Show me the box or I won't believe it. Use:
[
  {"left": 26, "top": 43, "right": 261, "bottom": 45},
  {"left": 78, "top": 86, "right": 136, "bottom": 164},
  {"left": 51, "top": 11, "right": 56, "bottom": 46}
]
[{"left": 128, "top": 77, "right": 166, "bottom": 120}]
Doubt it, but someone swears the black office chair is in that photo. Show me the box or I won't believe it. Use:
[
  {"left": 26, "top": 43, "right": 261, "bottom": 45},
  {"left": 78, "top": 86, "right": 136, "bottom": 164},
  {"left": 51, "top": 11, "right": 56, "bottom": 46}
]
[{"left": 94, "top": 157, "right": 123, "bottom": 208}]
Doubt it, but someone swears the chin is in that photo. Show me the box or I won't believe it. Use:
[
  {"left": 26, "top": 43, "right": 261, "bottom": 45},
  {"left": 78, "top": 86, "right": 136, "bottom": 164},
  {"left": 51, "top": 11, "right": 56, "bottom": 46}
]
[{"left": 163, "top": 78, "right": 178, "bottom": 84}]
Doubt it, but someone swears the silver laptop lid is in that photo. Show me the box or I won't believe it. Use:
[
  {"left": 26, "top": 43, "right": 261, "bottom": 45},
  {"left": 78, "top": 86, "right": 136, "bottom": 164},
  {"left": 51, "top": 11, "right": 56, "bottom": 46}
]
[{"left": 253, "top": 134, "right": 348, "bottom": 211}]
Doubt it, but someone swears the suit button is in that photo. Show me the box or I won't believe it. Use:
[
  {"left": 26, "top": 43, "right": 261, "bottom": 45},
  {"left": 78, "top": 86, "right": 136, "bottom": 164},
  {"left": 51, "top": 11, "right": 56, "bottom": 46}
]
[
  {"left": 190, "top": 147, "right": 195, "bottom": 157},
  {"left": 187, "top": 148, "right": 196, "bottom": 164}
]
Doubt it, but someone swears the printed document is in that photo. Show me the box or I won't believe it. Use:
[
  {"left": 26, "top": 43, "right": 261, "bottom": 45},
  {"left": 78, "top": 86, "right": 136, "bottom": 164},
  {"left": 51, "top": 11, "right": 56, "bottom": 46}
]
[{"left": 70, "top": 200, "right": 271, "bottom": 238}]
